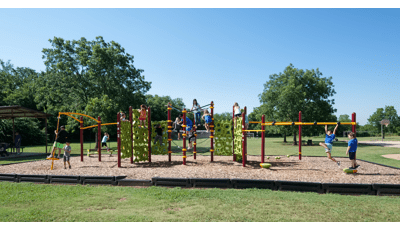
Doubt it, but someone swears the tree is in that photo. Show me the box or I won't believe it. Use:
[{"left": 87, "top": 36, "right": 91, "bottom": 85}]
[
  {"left": 255, "top": 64, "right": 337, "bottom": 144},
  {"left": 34, "top": 36, "right": 152, "bottom": 140},
  {"left": 213, "top": 112, "right": 232, "bottom": 121},
  {"left": 367, "top": 106, "right": 399, "bottom": 138},
  {"left": 145, "top": 94, "right": 185, "bottom": 122}
]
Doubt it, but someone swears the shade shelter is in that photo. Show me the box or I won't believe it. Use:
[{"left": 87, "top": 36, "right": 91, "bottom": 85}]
[{"left": 0, "top": 105, "right": 52, "bottom": 154}]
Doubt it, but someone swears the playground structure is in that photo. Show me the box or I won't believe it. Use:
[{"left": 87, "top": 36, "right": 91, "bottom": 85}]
[
  {"left": 46, "top": 112, "right": 118, "bottom": 170},
  {"left": 236, "top": 108, "right": 357, "bottom": 167},
  {"left": 47, "top": 104, "right": 358, "bottom": 170}
]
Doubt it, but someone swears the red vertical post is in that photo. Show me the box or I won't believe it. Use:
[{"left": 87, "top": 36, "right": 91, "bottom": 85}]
[
  {"left": 117, "top": 113, "right": 121, "bottom": 168},
  {"left": 45, "top": 118, "right": 48, "bottom": 154},
  {"left": 352, "top": 112, "right": 356, "bottom": 134},
  {"left": 98, "top": 116, "right": 101, "bottom": 162},
  {"left": 232, "top": 105, "right": 236, "bottom": 161},
  {"left": 168, "top": 105, "right": 172, "bottom": 162},
  {"left": 148, "top": 107, "right": 152, "bottom": 163},
  {"left": 129, "top": 106, "right": 133, "bottom": 164},
  {"left": 242, "top": 108, "right": 246, "bottom": 167},
  {"left": 182, "top": 109, "right": 187, "bottom": 165},
  {"left": 299, "top": 111, "right": 302, "bottom": 160},
  {"left": 80, "top": 116, "right": 83, "bottom": 162},
  {"left": 261, "top": 115, "right": 265, "bottom": 163},
  {"left": 193, "top": 124, "right": 197, "bottom": 160},
  {"left": 354, "top": 113, "right": 356, "bottom": 135},
  {"left": 210, "top": 101, "right": 214, "bottom": 162}
]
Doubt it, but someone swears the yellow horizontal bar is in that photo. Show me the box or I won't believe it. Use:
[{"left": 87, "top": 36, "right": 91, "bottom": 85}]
[
  {"left": 243, "top": 130, "right": 264, "bottom": 132},
  {"left": 101, "top": 123, "right": 117, "bottom": 126},
  {"left": 249, "top": 121, "right": 262, "bottom": 124},
  {"left": 262, "top": 122, "right": 356, "bottom": 126}
]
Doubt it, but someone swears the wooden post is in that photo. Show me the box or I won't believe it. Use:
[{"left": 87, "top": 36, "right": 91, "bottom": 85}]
[
  {"left": 80, "top": 116, "right": 83, "bottom": 162},
  {"left": 117, "top": 112, "right": 121, "bottom": 168},
  {"left": 182, "top": 109, "right": 187, "bottom": 165},
  {"left": 242, "top": 110, "right": 246, "bottom": 167},
  {"left": 129, "top": 106, "right": 133, "bottom": 164},
  {"left": 148, "top": 107, "right": 151, "bottom": 163},
  {"left": 210, "top": 101, "right": 214, "bottom": 162},
  {"left": 98, "top": 116, "right": 101, "bottom": 162},
  {"left": 232, "top": 105, "right": 236, "bottom": 161},
  {"left": 299, "top": 111, "right": 302, "bottom": 160},
  {"left": 261, "top": 114, "right": 265, "bottom": 163},
  {"left": 168, "top": 104, "right": 172, "bottom": 162}
]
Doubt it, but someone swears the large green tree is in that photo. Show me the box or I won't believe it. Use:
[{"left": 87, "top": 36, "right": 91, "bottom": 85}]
[
  {"left": 34, "top": 36, "right": 152, "bottom": 137},
  {"left": 254, "top": 64, "right": 337, "bottom": 144}
]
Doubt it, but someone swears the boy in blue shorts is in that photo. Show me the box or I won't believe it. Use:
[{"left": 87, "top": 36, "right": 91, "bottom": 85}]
[
  {"left": 319, "top": 124, "right": 340, "bottom": 166},
  {"left": 346, "top": 132, "right": 359, "bottom": 169},
  {"left": 179, "top": 114, "right": 193, "bottom": 149}
]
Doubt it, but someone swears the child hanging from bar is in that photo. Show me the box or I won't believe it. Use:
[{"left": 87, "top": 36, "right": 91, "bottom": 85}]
[
  {"left": 178, "top": 113, "right": 193, "bottom": 149},
  {"left": 202, "top": 109, "right": 212, "bottom": 132},
  {"left": 187, "top": 125, "right": 196, "bottom": 150},
  {"left": 138, "top": 104, "right": 147, "bottom": 128},
  {"left": 319, "top": 124, "right": 340, "bottom": 166},
  {"left": 346, "top": 132, "right": 359, "bottom": 169}
]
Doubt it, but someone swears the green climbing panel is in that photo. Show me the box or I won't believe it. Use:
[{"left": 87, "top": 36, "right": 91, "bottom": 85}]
[
  {"left": 120, "top": 121, "right": 133, "bottom": 159},
  {"left": 214, "top": 119, "right": 233, "bottom": 156},
  {"left": 132, "top": 109, "right": 149, "bottom": 162},
  {"left": 151, "top": 121, "right": 168, "bottom": 155},
  {"left": 234, "top": 117, "right": 243, "bottom": 157}
]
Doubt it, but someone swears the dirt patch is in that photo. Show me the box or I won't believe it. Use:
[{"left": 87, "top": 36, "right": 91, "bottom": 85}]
[
  {"left": 382, "top": 154, "right": 400, "bottom": 160},
  {"left": 358, "top": 141, "right": 400, "bottom": 148},
  {"left": 0, "top": 155, "right": 399, "bottom": 184}
]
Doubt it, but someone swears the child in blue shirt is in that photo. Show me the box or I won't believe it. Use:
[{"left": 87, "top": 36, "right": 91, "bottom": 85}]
[
  {"left": 319, "top": 124, "right": 340, "bottom": 166},
  {"left": 202, "top": 109, "right": 212, "bottom": 132},
  {"left": 346, "top": 132, "right": 359, "bottom": 169}
]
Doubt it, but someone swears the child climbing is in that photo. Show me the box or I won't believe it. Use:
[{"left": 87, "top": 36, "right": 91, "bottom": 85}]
[
  {"left": 48, "top": 126, "right": 69, "bottom": 159},
  {"left": 154, "top": 124, "right": 164, "bottom": 146},
  {"left": 191, "top": 99, "right": 201, "bottom": 127},
  {"left": 346, "top": 132, "right": 359, "bottom": 169},
  {"left": 202, "top": 109, "right": 212, "bottom": 132},
  {"left": 187, "top": 128, "right": 196, "bottom": 150},
  {"left": 138, "top": 104, "right": 147, "bottom": 128},
  {"left": 319, "top": 124, "right": 340, "bottom": 166},
  {"left": 173, "top": 116, "right": 182, "bottom": 140},
  {"left": 233, "top": 102, "right": 241, "bottom": 126}
]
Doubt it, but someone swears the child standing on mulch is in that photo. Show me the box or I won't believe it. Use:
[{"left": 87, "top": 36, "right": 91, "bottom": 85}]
[
  {"left": 63, "top": 141, "right": 72, "bottom": 169},
  {"left": 102, "top": 132, "right": 111, "bottom": 156},
  {"left": 319, "top": 124, "right": 340, "bottom": 166},
  {"left": 346, "top": 132, "right": 359, "bottom": 169}
]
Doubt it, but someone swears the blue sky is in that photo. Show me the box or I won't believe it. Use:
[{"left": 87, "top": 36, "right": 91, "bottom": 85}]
[{"left": 1, "top": 8, "right": 399, "bottom": 125}]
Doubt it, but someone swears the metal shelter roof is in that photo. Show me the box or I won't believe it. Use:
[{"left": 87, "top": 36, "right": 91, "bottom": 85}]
[{"left": 0, "top": 106, "right": 52, "bottom": 119}]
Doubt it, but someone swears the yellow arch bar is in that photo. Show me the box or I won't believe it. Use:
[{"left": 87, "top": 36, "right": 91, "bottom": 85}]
[{"left": 59, "top": 112, "right": 100, "bottom": 123}]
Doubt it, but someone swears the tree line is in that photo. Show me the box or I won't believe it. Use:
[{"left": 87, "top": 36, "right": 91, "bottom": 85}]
[{"left": 1, "top": 36, "right": 399, "bottom": 146}]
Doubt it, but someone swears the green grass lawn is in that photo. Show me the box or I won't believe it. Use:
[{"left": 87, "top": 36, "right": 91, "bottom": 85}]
[{"left": 1, "top": 182, "right": 399, "bottom": 222}]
